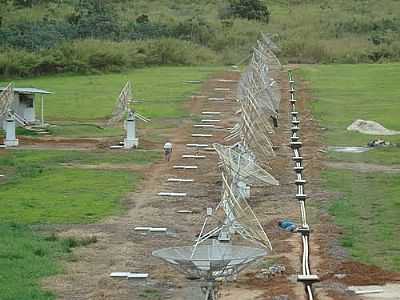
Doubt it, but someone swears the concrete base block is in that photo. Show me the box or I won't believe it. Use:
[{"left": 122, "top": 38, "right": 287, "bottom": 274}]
[
  {"left": 4, "top": 139, "right": 19, "bottom": 147},
  {"left": 124, "top": 138, "right": 138, "bottom": 149}
]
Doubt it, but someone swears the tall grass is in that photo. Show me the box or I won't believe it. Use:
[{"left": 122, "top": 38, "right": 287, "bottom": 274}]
[
  {"left": 0, "top": 39, "right": 218, "bottom": 78},
  {"left": 1, "top": 0, "right": 400, "bottom": 77}
]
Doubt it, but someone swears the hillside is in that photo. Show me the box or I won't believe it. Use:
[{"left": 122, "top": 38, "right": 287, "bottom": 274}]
[{"left": 1, "top": 0, "right": 400, "bottom": 78}]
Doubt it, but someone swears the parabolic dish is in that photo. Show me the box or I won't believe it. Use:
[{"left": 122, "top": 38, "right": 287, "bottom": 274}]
[{"left": 153, "top": 243, "right": 266, "bottom": 279}]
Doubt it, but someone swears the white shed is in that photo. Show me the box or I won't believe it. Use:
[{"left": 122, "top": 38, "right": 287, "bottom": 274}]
[{"left": 0, "top": 87, "right": 52, "bottom": 128}]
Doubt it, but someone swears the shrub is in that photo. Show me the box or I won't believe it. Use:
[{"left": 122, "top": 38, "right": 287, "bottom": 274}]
[
  {"left": 143, "top": 38, "right": 217, "bottom": 65},
  {"left": 0, "top": 21, "right": 77, "bottom": 51},
  {"left": 222, "top": 0, "right": 270, "bottom": 23},
  {"left": 0, "top": 39, "right": 219, "bottom": 78}
]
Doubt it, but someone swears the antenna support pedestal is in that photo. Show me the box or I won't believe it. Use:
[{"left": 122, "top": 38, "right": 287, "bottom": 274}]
[
  {"left": 4, "top": 117, "right": 19, "bottom": 147},
  {"left": 124, "top": 112, "right": 138, "bottom": 149}
]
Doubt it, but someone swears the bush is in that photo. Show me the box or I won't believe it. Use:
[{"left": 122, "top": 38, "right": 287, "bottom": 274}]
[
  {"left": 142, "top": 38, "right": 218, "bottom": 65},
  {"left": 0, "top": 39, "right": 219, "bottom": 78},
  {"left": 0, "top": 49, "right": 40, "bottom": 77},
  {"left": 0, "top": 21, "right": 77, "bottom": 51},
  {"left": 222, "top": 0, "right": 270, "bottom": 23}
]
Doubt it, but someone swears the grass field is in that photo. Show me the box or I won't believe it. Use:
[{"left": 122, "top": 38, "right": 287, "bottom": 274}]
[
  {"left": 0, "top": 224, "right": 100, "bottom": 300},
  {"left": 0, "top": 148, "right": 160, "bottom": 298},
  {"left": 0, "top": 66, "right": 222, "bottom": 138},
  {"left": 301, "top": 64, "right": 400, "bottom": 271},
  {"left": 10, "top": 66, "right": 222, "bottom": 121},
  {"left": 0, "top": 224, "right": 65, "bottom": 300},
  {"left": 323, "top": 170, "right": 400, "bottom": 271},
  {"left": 0, "top": 149, "right": 159, "bottom": 223}
]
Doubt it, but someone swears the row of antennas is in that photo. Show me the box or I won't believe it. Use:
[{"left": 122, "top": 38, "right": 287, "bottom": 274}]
[
  {"left": 153, "top": 33, "right": 282, "bottom": 300},
  {"left": 195, "top": 33, "right": 283, "bottom": 251}
]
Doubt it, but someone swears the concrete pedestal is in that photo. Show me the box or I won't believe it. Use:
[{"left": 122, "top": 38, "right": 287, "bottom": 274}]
[
  {"left": 123, "top": 111, "right": 138, "bottom": 149},
  {"left": 4, "top": 117, "right": 18, "bottom": 147}
]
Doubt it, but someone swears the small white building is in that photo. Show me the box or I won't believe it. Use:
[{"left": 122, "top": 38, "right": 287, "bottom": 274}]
[{"left": 0, "top": 87, "right": 52, "bottom": 128}]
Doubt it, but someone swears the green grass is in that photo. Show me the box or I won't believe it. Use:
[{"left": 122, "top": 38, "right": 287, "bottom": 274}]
[
  {"left": 47, "top": 123, "right": 123, "bottom": 138},
  {"left": 301, "top": 63, "right": 400, "bottom": 272},
  {"left": 0, "top": 66, "right": 222, "bottom": 138},
  {"left": 0, "top": 149, "right": 160, "bottom": 168},
  {"left": 10, "top": 66, "right": 222, "bottom": 122},
  {"left": 0, "top": 224, "right": 99, "bottom": 300},
  {"left": 300, "top": 63, "right": 400, "bottom": 164},
  {"left": 0, "top": 168, "right": 137, "bottom": 224},
  {"left": 323, "top": 170, "right": 400, "bottom": 271},
  {"left": 0, "top": 148, "right": 157, "bottom": 295},
  {"left": 0, "top": 224, "right": 67, "bottom": 300},
  {"left": 0, "top": 149, "right": 160, "bottom": 224}
]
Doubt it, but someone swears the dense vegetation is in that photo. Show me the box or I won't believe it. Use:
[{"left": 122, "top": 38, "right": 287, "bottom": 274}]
[{"left": 1, "top": 0, "right": 400, "bottom": 78}]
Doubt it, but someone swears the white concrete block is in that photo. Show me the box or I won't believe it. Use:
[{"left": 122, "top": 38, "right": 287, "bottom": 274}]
[
  {"left": 173, "top": 165, "right": 198, "bottom": 169},
  {"left": 193, "top": 124, "right": 216, "bottom": 128},
  {"left": 201, "top": 112, "right": 221, "bottom": 115},
  {"left": 201, "top": 119, "right": 220, "bottom": 123},
  {"left": 208, "top": 97, "right": 225, "bottom": 101},
  {"left": 215, "top": 79, "right": 238, "bottom": 83},
  {"left": 158, "top": 192, "right": 187, "bottom": 197},
  {"left": 134, "top": 227, "right": 152, "bottom": 231},
  {"left": 192, "top": 134, "right": 213, "bottom": 137},
  {"left": 149, "top": 228, "right": 167, "bottom": 232},
  {"left": 167, "top": 178, "right": 194, "bottom": 183},
  {"left": 186, "top": 144, "right": 209, "bottom": 148},
  {"left": 182, "top": 155, "right": 206, "bottom": 159},
  {"left": 127, "top": 273, "right": 149, "bottom": 279},
  {"left": 110, "top": 272, "right": 131, "bottom": 278}
]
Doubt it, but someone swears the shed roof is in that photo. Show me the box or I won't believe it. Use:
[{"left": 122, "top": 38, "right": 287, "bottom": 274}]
[{"left": 0, "top": 87, "right": 52, "bottom": 95}]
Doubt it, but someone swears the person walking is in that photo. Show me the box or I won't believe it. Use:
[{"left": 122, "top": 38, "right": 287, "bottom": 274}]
[{"left": 163, "top": 141, "right": 173, "bottom": 161}]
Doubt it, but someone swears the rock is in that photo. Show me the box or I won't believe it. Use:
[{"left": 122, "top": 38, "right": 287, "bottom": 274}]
[{"left": 347, "top": 119, "right": 400, "bottom": 135}]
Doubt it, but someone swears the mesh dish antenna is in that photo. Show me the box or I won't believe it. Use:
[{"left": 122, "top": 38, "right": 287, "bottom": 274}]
[
  {"left": 153, "top": 241, "right": 267, "bottom": 300},
  {"left": 260, "top": 33, "right": 280, "bottom": 52},
  {"left": 213, "top": 143, "right": 279, "bottom": 186},
  {"left": 106, "top": 81, "right": 150, "bottom": 126},
  {"left": 0, "top": 83, "right": 14, "bottom": 118},
  {"left": 218, "top": 171, "right": 273, "bottom": 250},
  {"left": 193, "top": 145, "right": 274, "bottom": 251},
  {"left": 229, "top": 39, "right": 283, "bottom": 163},
  {"left": 227, "top": 92, "right": 276, "bottom": 163}
]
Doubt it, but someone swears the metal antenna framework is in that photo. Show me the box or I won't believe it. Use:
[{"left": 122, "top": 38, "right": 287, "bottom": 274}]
[
  {"left": 0, "top": 83, "right": 14, "bottom": 118},
  {"left": 106, "top": 81, "right": 150, "bottom": 126},
  {"left": 229, "top": 37, "right": 282, "bottom": 165},
  {"left": 213, "top": 143, "right": 279, "bottom": 187}
]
